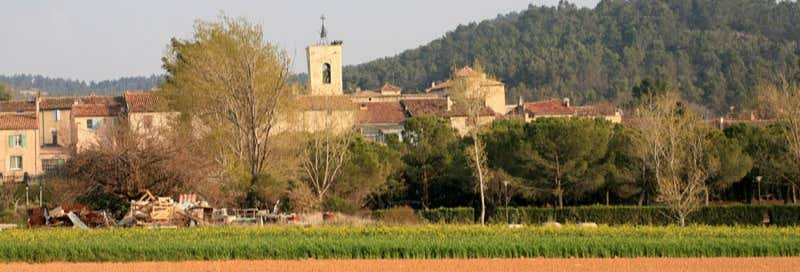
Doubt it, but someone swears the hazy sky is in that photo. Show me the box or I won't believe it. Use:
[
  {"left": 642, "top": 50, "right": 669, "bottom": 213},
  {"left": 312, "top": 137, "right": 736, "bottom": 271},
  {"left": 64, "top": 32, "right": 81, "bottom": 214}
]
[{"left": 0, "top": 0, "right": 598, "bottom": 81}]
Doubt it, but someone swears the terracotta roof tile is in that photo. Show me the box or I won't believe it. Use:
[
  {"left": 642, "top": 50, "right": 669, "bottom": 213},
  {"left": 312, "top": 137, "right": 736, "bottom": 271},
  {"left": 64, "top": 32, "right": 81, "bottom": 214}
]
[
  {"left": 40, "top": 97, "right": 77, "bottom": 110},
  {"left": 379, "top": 83, "right": 401, "bottom": 92},
  {"left": 402, "top": 98, "right": 447, "bottom": 116},
  {"left": 402, "top": 98, "right": 496, "bottom": 118},
  {"left": 356, "top": 102, "right": 407, "bottom": 124},
  {"left": 124, "top": 91, "right": 167, "bottom": 113},
  {"left": 523, "top": 99, "right": 576, "bottom": 116},
  {"left": 0, "top": 100, "right": 35, "bottom": 112},
  {"left": 0, "top": 113, "right": 37, "bottom": 130},
  {"left": 575, "top": 103, "right": 619, "bottom": 117},
  {"left": 72, "top": 104, "right": 122, "bottom": 117}
]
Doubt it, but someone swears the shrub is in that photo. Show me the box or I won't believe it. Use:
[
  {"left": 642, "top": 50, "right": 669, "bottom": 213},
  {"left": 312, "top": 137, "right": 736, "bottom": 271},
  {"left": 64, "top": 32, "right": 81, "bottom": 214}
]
[
  {"left": 372, "top": 206, "right": 418, "bottom": 224},
  {"left": 418, "top": 207, "right": 474, "bottom": 224}
]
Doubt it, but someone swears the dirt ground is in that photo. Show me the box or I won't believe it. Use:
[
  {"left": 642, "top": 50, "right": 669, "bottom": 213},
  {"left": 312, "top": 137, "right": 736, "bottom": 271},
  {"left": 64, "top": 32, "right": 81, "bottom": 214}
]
[{"left": 3, "top": 257, "right": 800, "bottom": 272}]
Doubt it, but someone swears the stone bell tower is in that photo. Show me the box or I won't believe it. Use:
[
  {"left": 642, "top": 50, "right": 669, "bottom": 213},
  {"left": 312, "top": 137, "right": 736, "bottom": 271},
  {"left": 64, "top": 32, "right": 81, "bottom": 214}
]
[{"left": 307, "top": 15, "right": 343, "bottom": 96}]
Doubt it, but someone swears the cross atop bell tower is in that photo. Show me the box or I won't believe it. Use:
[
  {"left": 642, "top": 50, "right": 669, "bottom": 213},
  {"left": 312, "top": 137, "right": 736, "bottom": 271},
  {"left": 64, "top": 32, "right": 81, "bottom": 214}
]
[
  {"left": 307, "top": 14, "right": 343, "bottom": 96},
  {"left": 319, "top": 14, "right": 328, "bottom": 44}
]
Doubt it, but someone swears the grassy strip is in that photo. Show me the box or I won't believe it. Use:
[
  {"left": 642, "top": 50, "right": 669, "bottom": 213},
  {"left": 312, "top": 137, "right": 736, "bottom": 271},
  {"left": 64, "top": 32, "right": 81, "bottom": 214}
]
[{"left": 1, "top": 225, "right": 800, "bottom": 262}]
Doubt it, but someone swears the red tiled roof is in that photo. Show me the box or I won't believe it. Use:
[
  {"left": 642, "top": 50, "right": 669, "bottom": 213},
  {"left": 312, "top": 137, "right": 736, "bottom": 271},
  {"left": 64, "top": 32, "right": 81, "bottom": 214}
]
[
  {"left": 0, "top": 113, "right": 37, "bottom": 130},
  {"left": 523, "top": 99, "right": 576, "bottom": 116},
  {"left": 80, "top": 95, "right": 121, "bottom": 105},
  {"left": 379, "top": 83, "right": 401, "bottom": 92},
  {"left": 575, "top": 103, "right": 619, "bottom": 117},
  {"left": 0, "top": 100, "right": 35, "bottom": 112},
  {"left": 356, "top": 102, "right": 407, "bottom": 124},
  {"left": 402, "top": 98, "right": 448, "bottom": 116},
  {"left": 40, "top": 97, "right": 77, "bottom": 110},
  {"left": 72, "top": 104, "right": 122, "bottom": 117},
  {"left": 402, "top": 98, "right": 496, "bottom": 118},
  {"left": 124, "top": 91, "right": 167, "bottom": 113}
]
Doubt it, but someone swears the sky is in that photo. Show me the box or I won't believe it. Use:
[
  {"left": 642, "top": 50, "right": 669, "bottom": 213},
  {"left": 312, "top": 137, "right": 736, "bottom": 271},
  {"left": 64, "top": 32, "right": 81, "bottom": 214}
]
[{"left": 0, "top": 0, "right": 599, "bottom": 81}]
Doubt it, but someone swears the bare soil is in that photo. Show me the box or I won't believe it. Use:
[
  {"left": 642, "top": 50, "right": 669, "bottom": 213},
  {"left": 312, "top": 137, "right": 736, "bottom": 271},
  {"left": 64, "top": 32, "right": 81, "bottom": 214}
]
[{"left": 3, "top": 257, "right": 799, "bottom": 272}]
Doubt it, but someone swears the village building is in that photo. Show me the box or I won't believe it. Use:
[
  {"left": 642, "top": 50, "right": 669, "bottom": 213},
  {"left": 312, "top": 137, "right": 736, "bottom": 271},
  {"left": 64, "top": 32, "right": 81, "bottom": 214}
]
[{"left": 0, "top": 112, "right": 39, "bottom": 182}]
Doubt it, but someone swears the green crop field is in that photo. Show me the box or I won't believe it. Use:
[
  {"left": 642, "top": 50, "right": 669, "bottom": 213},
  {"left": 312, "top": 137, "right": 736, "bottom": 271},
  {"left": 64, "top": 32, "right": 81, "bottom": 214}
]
[{"left": 2, "top": 225, "right": 800, "bottom": 262}]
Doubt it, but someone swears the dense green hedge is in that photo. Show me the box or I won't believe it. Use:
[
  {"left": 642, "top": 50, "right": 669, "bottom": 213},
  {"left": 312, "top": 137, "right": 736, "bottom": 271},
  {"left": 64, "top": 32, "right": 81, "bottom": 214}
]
[{"left": 376, "top": 205, "right": 800, "bottom": 226}]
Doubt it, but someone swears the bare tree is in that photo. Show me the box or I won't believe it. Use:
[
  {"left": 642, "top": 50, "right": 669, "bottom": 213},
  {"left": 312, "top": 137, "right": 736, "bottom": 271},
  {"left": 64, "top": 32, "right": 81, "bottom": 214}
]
[
  {"left": 161, "top": 16, "right": 295, "bottom": 200},
  {"left": 447, "top": 63, "right": 493, "bottom": 225},
  {"left": 59, "top": 117, "right": 215, "bottom": 208},
  {"left": 297, "top": 97, "right": 355, "bottom": 210},
  {"left": 758, "top": 82, "right": 800, "bottom": 199},
  {"left": 633, "top": 92, "right": 717, "bottom": 226}
]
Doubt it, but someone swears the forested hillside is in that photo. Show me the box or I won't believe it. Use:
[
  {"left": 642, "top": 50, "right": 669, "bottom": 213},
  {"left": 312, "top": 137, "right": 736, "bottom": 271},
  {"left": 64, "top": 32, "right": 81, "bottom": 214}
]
[
  {"left": 0, "top": 74, "right": 162, "bottom": 96},
  {"left": 343, "top": 0, "right": 800, "bottom": 113}
]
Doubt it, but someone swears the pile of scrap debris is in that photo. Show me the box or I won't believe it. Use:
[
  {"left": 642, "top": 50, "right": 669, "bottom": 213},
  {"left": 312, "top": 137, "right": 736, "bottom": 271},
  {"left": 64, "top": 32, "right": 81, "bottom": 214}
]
[
  {"left": 27, "top": 190, "right": 305, "bottom": 229},
  {"left": 118, "top": 191, "right": 214, "bottom": 227},
  {"left": 27, "top": 204, "right": 114, "bottom": 229}
]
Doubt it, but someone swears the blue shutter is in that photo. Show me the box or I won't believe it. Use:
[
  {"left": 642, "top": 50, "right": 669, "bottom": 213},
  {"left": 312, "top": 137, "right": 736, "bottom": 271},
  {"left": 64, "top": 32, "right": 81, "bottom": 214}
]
[{"left": 21, "top": 135, "right": 26, "bottom": 147}]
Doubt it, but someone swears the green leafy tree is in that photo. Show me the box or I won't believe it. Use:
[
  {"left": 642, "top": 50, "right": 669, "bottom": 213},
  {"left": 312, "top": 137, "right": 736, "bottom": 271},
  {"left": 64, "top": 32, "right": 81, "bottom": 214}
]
[
  {"left": 161, "top": 15, "right": 294, "bottom": 208},
  {"left": 401, "top": 116, "right": 460, "bottom": 209}
]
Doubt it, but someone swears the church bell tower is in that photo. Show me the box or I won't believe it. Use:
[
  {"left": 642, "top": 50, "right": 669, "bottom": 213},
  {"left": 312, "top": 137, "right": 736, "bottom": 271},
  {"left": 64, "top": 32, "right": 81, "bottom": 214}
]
[{"left": 307, "top": 15, "right": 343, "bottom": 96}]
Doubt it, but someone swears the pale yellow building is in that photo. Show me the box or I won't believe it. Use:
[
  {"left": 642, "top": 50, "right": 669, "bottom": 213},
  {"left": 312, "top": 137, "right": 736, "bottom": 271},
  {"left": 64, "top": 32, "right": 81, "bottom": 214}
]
[
  {"left": 0, "top": 113, "right": 40, "bottom": 182},
  {"left": 124, "top": 91, "right": 177, "bottom": 134},
  {"left": 426, "top": 67, "right": 507, "bottom": 116},
  {"left": 71, "top": 103, "right": 122, "bottom": 152},
  {"left": 39, "top": 97, "right": 77, "bottom": 147}
]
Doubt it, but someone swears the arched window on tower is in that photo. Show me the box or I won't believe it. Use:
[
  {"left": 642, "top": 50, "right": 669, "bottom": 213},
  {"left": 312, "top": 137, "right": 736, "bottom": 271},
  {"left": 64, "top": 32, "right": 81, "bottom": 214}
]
[{"left": 322, "top": 63, "right": 331, "bottom": 84}]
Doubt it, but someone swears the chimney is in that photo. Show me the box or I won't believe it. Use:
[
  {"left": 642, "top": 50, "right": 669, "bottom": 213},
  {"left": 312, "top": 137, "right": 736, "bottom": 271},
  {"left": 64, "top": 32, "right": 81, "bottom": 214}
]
[
  {"left": 517, "top": 96, "right": 524, "bottom": 107},
  {"left": 562, "top": 97, "right": 570, "bottom": 108},
  {"left": 431, "top": 81, "right": 436, "bottom": 88}
]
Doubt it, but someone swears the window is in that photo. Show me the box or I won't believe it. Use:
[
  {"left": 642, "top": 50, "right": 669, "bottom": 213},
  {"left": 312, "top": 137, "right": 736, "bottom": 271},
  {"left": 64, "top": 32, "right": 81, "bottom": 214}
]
[
  {"left": 53, "top": 110, "right": 61, "bottom": 121},
  {"left": 86, "top": 119, "right": 99, "bottom": 129},
  {"left": 7, "top": 135, "right": 24, "bottom": 148},
  {"left": 322, "top": 63, "right": 331, "bottom": 84},
  {"left": 51, "top": 129, "right": 58, "bottom": 145},
  {"left": 9, "top": 156, "right": 22, "bottom": 170},
  {"left": 42, "top": 159, "right": 65, "bottom": 173}
]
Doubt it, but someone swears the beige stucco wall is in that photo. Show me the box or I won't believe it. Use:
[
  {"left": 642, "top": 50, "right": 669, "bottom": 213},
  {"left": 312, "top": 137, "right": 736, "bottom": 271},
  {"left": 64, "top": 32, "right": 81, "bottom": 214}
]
[
  {"left": 39, "top": 109, "right": 72, "bottom": 146},
  {"left": 0, "top": 129, "right": 39, "bottom": 180},
  {"left": 298, "top": 109, "right": 355, "bottom": 133},
  {"left": 450, "top": 116, "right": 496, "bottom": 136},
  {"left": 73, "top": 116, "right": 117, "bottom": 152},
  {"left": 128, "top": 112, "right": 178, "bottom": 135},
  {"left": 484, "top": 85, "right": 506, "bottom": 116},
  {"left": 306, "top": 44, "right": 343, "bottom": 96}
]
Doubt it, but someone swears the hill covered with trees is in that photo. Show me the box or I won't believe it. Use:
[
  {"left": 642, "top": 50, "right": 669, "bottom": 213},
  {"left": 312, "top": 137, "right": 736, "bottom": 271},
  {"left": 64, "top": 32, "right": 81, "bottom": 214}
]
[
  {"left": 0, "top": 74, "right": 163, "bottom": 96},
  {"left": 343, "top": 0, "right": 800, "bottom": 113}
]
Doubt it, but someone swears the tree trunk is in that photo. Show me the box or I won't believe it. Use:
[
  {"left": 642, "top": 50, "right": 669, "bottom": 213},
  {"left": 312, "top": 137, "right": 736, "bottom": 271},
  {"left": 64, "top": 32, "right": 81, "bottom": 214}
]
[
  {"left": 704, "top": 188, "right": 710, "bottom": 206},
  {"left": 605, "top": 190, "right": 610, "bottom": 206},
  {"left": 472, "top": 140, "right": 486, "bottom": 225},
  {"left": 793, "top": 184, "right": 798, "bottom": 204},
  {"left": 556, "top": 180, "right": 563, "bottom": 209},
  {"left": 638, "top": 191, "right": 646, "bottom": 206},
  {"left": 679, "top": 213, "right": 686, "bottom": 227}
]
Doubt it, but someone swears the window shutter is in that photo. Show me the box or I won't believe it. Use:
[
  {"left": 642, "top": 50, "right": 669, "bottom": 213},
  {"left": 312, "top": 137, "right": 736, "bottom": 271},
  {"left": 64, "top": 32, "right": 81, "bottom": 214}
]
[{"left": 21, "top": 135, "right": 26, "bottom": 147}]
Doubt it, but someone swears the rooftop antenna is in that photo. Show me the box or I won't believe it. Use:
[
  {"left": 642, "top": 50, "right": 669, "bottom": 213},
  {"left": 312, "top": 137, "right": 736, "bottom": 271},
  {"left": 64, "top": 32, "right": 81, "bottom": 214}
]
[{"left": 319, "top": 14, "right": 328, "bottom": 45}]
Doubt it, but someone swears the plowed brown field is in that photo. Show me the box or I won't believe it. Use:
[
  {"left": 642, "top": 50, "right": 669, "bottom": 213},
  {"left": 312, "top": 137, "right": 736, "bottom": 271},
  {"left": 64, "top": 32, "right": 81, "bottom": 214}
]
[{"left": 3, "top": 257, "right": 800, "bottom": 272}]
